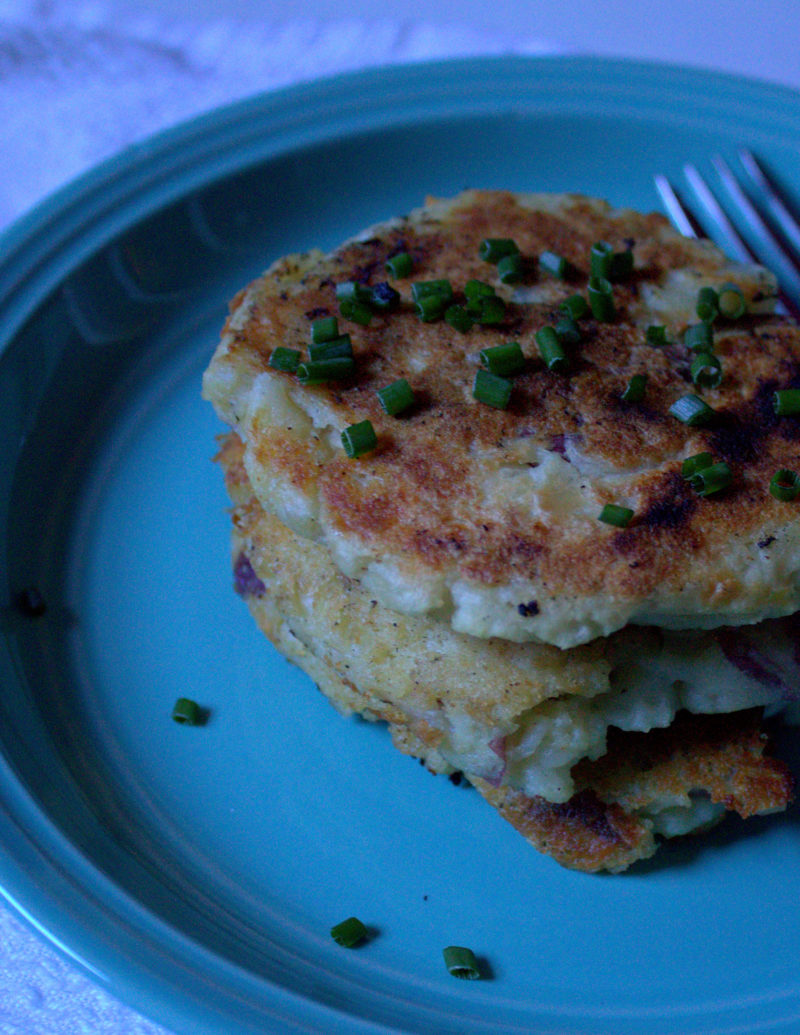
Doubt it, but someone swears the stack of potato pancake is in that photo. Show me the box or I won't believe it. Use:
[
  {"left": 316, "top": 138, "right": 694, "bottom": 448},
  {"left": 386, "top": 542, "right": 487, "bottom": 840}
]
[{"left": 202, "top": 190, "right": 800, "bottom": 871}]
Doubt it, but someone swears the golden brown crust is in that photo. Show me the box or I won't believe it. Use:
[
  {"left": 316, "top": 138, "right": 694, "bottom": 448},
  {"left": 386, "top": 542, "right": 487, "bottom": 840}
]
[{"left": 204, "top": 190, "right": 800, "bottom": 645}]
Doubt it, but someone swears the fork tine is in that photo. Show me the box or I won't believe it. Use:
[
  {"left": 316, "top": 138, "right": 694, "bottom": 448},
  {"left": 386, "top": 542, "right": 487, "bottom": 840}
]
[
  {"left": 738, "top": 148, "right": 800, "bottom": 256},
  {"left": 682, "top": 163, "right": 756, "bottom": 264},
  {"left": 653, "top": 174, "right": 702, "bottom": 238}
]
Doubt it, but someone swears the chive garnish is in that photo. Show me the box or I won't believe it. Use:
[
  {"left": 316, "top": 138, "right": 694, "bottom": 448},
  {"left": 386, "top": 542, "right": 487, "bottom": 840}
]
[
  {"left": 718, "top": 282, "right": 746, "bottom": 319},
  {"left": 308, "top": 334, "right": 353, "bottom": 362},
  {"left": 690, "top": 351, "right": 722, "bottom": 388},
  {"left": 681, "top": 452, "right": 714, "bottom": 478},
  {"left": 172, "top": 697, "right": 201, "bottom": 725},
  {"left": 688, "top": 461, "right": 732, "bottom": 497},
  {"left": 646, "top": 324, "right": 668, "bottom": 345},
  {"left": 696, "top": 286, "right": 719, "bottom": 322},
  {"left": 297, "top": 357, "right": 354, "bottom": 384},
  {"left": 341, "top": 420, "right": 377, "bottom": 458},
  {"left": 474, "top": 295, "right": 506, "bottom": 325},
  {"left": 554, "top": 314, "right": 581, "bottom": 345},
  {"left": 412, "top": 279, "right": 453, "bottom": 303},
  {"left": 608, "top": 247, "right": 634, "bottom": 281},
  {"left": 336, "top": 281, "right": 371, "bottom": 303},
  {"left": 599, "top": 503, "right": 634, "bottom": 527},
  {"left": 415, "top": 294, "right": 447, "bottom": 322},
  {"left": 473, "top": 368, "right": 512, "bottom": 409},
  {"left": 377, "top": 378, "right": 415, "bottom": 416},
  {"left": 464, "top": 279, "right": 496, "bottom": 301},
  {"left": 386, "top": 251, "right": 412, "bottom": 279},
  {"left": 773, "top": 389, "right": 800, "bottom": 416},
  {"left": 311, "top": 316, "right": 339, "bottom": 344},
  {"left": 479, "top": 238, "right": 519, "bottom": 264},
  {"left": 770, "top": 469, "right": 800, "bottom": 501},
  {"left": 621, "top": 373, "right": 647, "bottom": 403},
  {"left": 587, "top": 276, "right": 615, "bottom": 321},
  {"left": 268, "top": 347, "right": 301, "bottom": 373},
  {"left": 560, "top": 293, "right": 588, "bottom": 319},
  {"left": 443, "top": 946, "right": 481, "bottom": 980},
  {"left": 330, "top": 917, "right": 368, "bottom": 947},
  {"left": 497, "top": 252, "right": 524, "bottom": 284},
  {"left": 480, "top": 342, "right": 525, "bottom": 377},
  {"left": 684, "top": 322, "right": 713, "bottom": 352},
  {"left": 444, "top": 304, "right": 474, "bottom": 332},
  {"left": 590, "top": 241, "right": 614, "bottom": 279},
  {"left": 539, "top": 251, "right": 573, "bottom": 279},
  {"left": 535, "top": 326, "right": 568, "bottom": 373},
  {"left": 339, "top": 298, "right": 372, "bottom": 325},
  {"left": 669, "top": 394, "right": 715, "bottom": 425}
]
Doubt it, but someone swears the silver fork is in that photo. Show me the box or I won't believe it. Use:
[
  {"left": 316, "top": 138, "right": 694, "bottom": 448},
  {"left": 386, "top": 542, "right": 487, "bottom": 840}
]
[{"left": 654, "top": 150, "right": 800, "bottom": 320}]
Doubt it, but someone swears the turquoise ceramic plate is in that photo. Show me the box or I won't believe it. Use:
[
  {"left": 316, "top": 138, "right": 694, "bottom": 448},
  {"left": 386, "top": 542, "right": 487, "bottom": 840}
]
[{"left": 3, "top": 56, "right": 800, "bottom": 1035}]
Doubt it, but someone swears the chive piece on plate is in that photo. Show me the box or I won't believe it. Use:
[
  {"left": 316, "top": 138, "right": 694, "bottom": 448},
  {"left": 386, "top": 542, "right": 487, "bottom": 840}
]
[
  {"left": 681, "top": 452, "right": 714, "bottom": 479},
  {"left": 688, "top": 461, "right": 732, "bottom": 497},
  {"left": 718, "top": 282, "right": 746, "bottom": 319},
  {"left": 297, "top": 357, "right": 354, "bottom": 384},
  {"left": 443, "top": 946, "right": 481, "bottom": 980},
  {"left": 554, "top": 314, "right": 581, "bottom": 345},
  {"left": 444, "top": 304, "right": 474, "bottom": 332},
  {"left": 669, "top": 393, "right": 715, "bottom": 426},
  {"left": 646, "top": 324, "right": 668, "bottom": 345},
  {"left": 308, "top": 334, "right": 353, "bottom": 362},
  {"left": 770, "top": 469, "right": 800, "bottom": 501},
  {"left": 330, "top": 917, "right": 368, "bottom": 947},
  {"left": 480, "top": 341, "right": 525, "bottom": 377},
  {"left": 590, "top": 241, "right": 614, "bottom": 279},
  {"left": 377, "top": 378, "right": 415, "bottom": 416},
  {"left": 474, "top": 295, "right": 506, "bottom": 325},
  {"left": 310, "top": 315, "right": 339, "bottom": 344},
  {"left": 339, "top": 298, "right": 373, "bottom": 325},
  {"left": 497, "top": 252, "right": 524, "bottom": 284},
  {"left": 587, "top": 276, "right": 615, "bottom": 321},
  {"left": 535, "top": 325, "right": 569, "bottom": 373},
  {"left": 684, "top": 322, "right": 714, "bottom": 352},
  {"left": 773, "top": 388, "right": 800, "bottom": 416},
  {"left": 473, "top": 368, "right": 512, "bottom": 409},
  {"left": 560, "top": 293, "right": 588, "bottom": 320},
  {"left": 479, "top": 238, "right": 519, "bottom": 264},
  {"left": 690, "top": 351, "right": 722, "bottom": 388},
  {"left": 621, "top": 373, "right": 647, "bottom": 403},
  {"left": 172, "top": 697, "right": 201, "bottom": 725},
  {"left": 598, "top": 503, "right": 634, "bottom": 527},
  {"left": 268, "top": 347, "right": 301, "bottom": 373},
  {"left": 341, "top": 420, "right": 377, "bottom": 458},
  {"left": 539, "top": 250, "right": 572, "bottom": 279}
]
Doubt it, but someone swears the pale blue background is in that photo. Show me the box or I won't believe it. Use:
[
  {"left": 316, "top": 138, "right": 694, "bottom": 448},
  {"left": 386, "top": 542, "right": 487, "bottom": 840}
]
[{"left": 1, "top": 1, "right": 800, "bottom": 1032}]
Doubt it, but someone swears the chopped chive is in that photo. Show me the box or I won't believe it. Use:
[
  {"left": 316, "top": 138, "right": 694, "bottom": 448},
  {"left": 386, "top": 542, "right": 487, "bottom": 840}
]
[
  {"left": 696, "top": 286, "right": 719, "bottom": 322},
  {"left": 474, "top": 295, "right": 506, "bottom": 325},
  {"left": 690, "top": 351, "right": 722, "bottom": 388},
  {"left": 473, "top": 368, "right": 512, "bottom": 409},
  {"left": 311, "top": 316, "right": 339, "bottom": 344},
  {"left": 336, "top": 280, "right": 372, "bottom": 303},
  {"left": 621, "top": 373, "right": 647, "bottom": 403},
  {"left": 464, "top": 279, "right": 496, "bottom": 301},
  {"left": 688, "top": 461, "right": 732, "bottom": 497},
  {"left": 590, "top": 241, "right": 614, "bottom": 279},
  {"left": 268, "top": 347, "right": 301, "bottom": 373},
  {"left": 172, "top": 697, "right": 201, "bottom": 725},
  {"left": 681, "top": 452, "right": 714, "bottom": 478},
  {"left": 309, "top": 334, "right": 353, "bottom": 362},
  {"left": 684, "top": 322, "right": 713, "bottom": 352},
  {"left": 770, "top": 469, "right": 800, "bottom": 501},
  {"left": 369, "top": 281, "right": 401, "bottom": 313},
  {"left": 411, "top": 280, "right": 454, "bottom": 302},
  {"left": 599, "top": 503, "right": 634, "bottom": 527},
  {"left": 669, "top": 393, "right": 715, "bottom": 425},
  {"left": 297, "top": 357, "right": 354, "bottom": 384},
  {"left": 480, "top": 341, "right": 525, "bottom": 377},
  {"left": 587, "top": 276, "right": 615, "bottom": 321},
  {"left": 539, "top": 250, "right": 573, "bottom": 279},
  {"left": 553, "top": 314, "right": 581, "bottom": 345},
  {"left": 377, "top": 378, "right": 415, "bottom": 416},
  {"left": 444, "top": 304, "right": 474, "bottom": 332},
  {"left": 339, "top": 298, "right": 372, "bottom": 325},
  {"left": 386, "top": 251, "right": 412, "bottom": 279},
  {"left": 330, "top": 917, "right": 368, "bottom": 947},
  {"left": 773, "top": 389, "right": 800, "bottom": 416},
  {"left": 560, "top": 293, "right": 588, "bottom": 319},
  {"left": 535, "top": 325, "right": 569, "bottom": 373},
  {"left": 497, "top": 252, "right": 524, "bottom": 284},
  {"left": 718, "top": 282, "right": 746, "bottom": 319},
  {"left": 479, "top": 238, "right": 519, "bottom": 264},
  {"left": 608, "top": 247, "right": 634, "bottom": 281},
  {"left": 415, "top": 294, "right": 447, "bottom": 322},
  {"left": 443, "top": 946, "right": 481, "bottom": 980},
  {"left": 646, "top": 324, "right": 668, "bottom": 345},
  {"left": 341, "top": 419, "right": 377, "bottom": 458}
]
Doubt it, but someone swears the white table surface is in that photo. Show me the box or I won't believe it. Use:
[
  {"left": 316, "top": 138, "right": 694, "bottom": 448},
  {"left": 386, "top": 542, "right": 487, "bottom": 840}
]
[{"left": 2, "top": 1, "right": 800, "bottom": 1032}]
